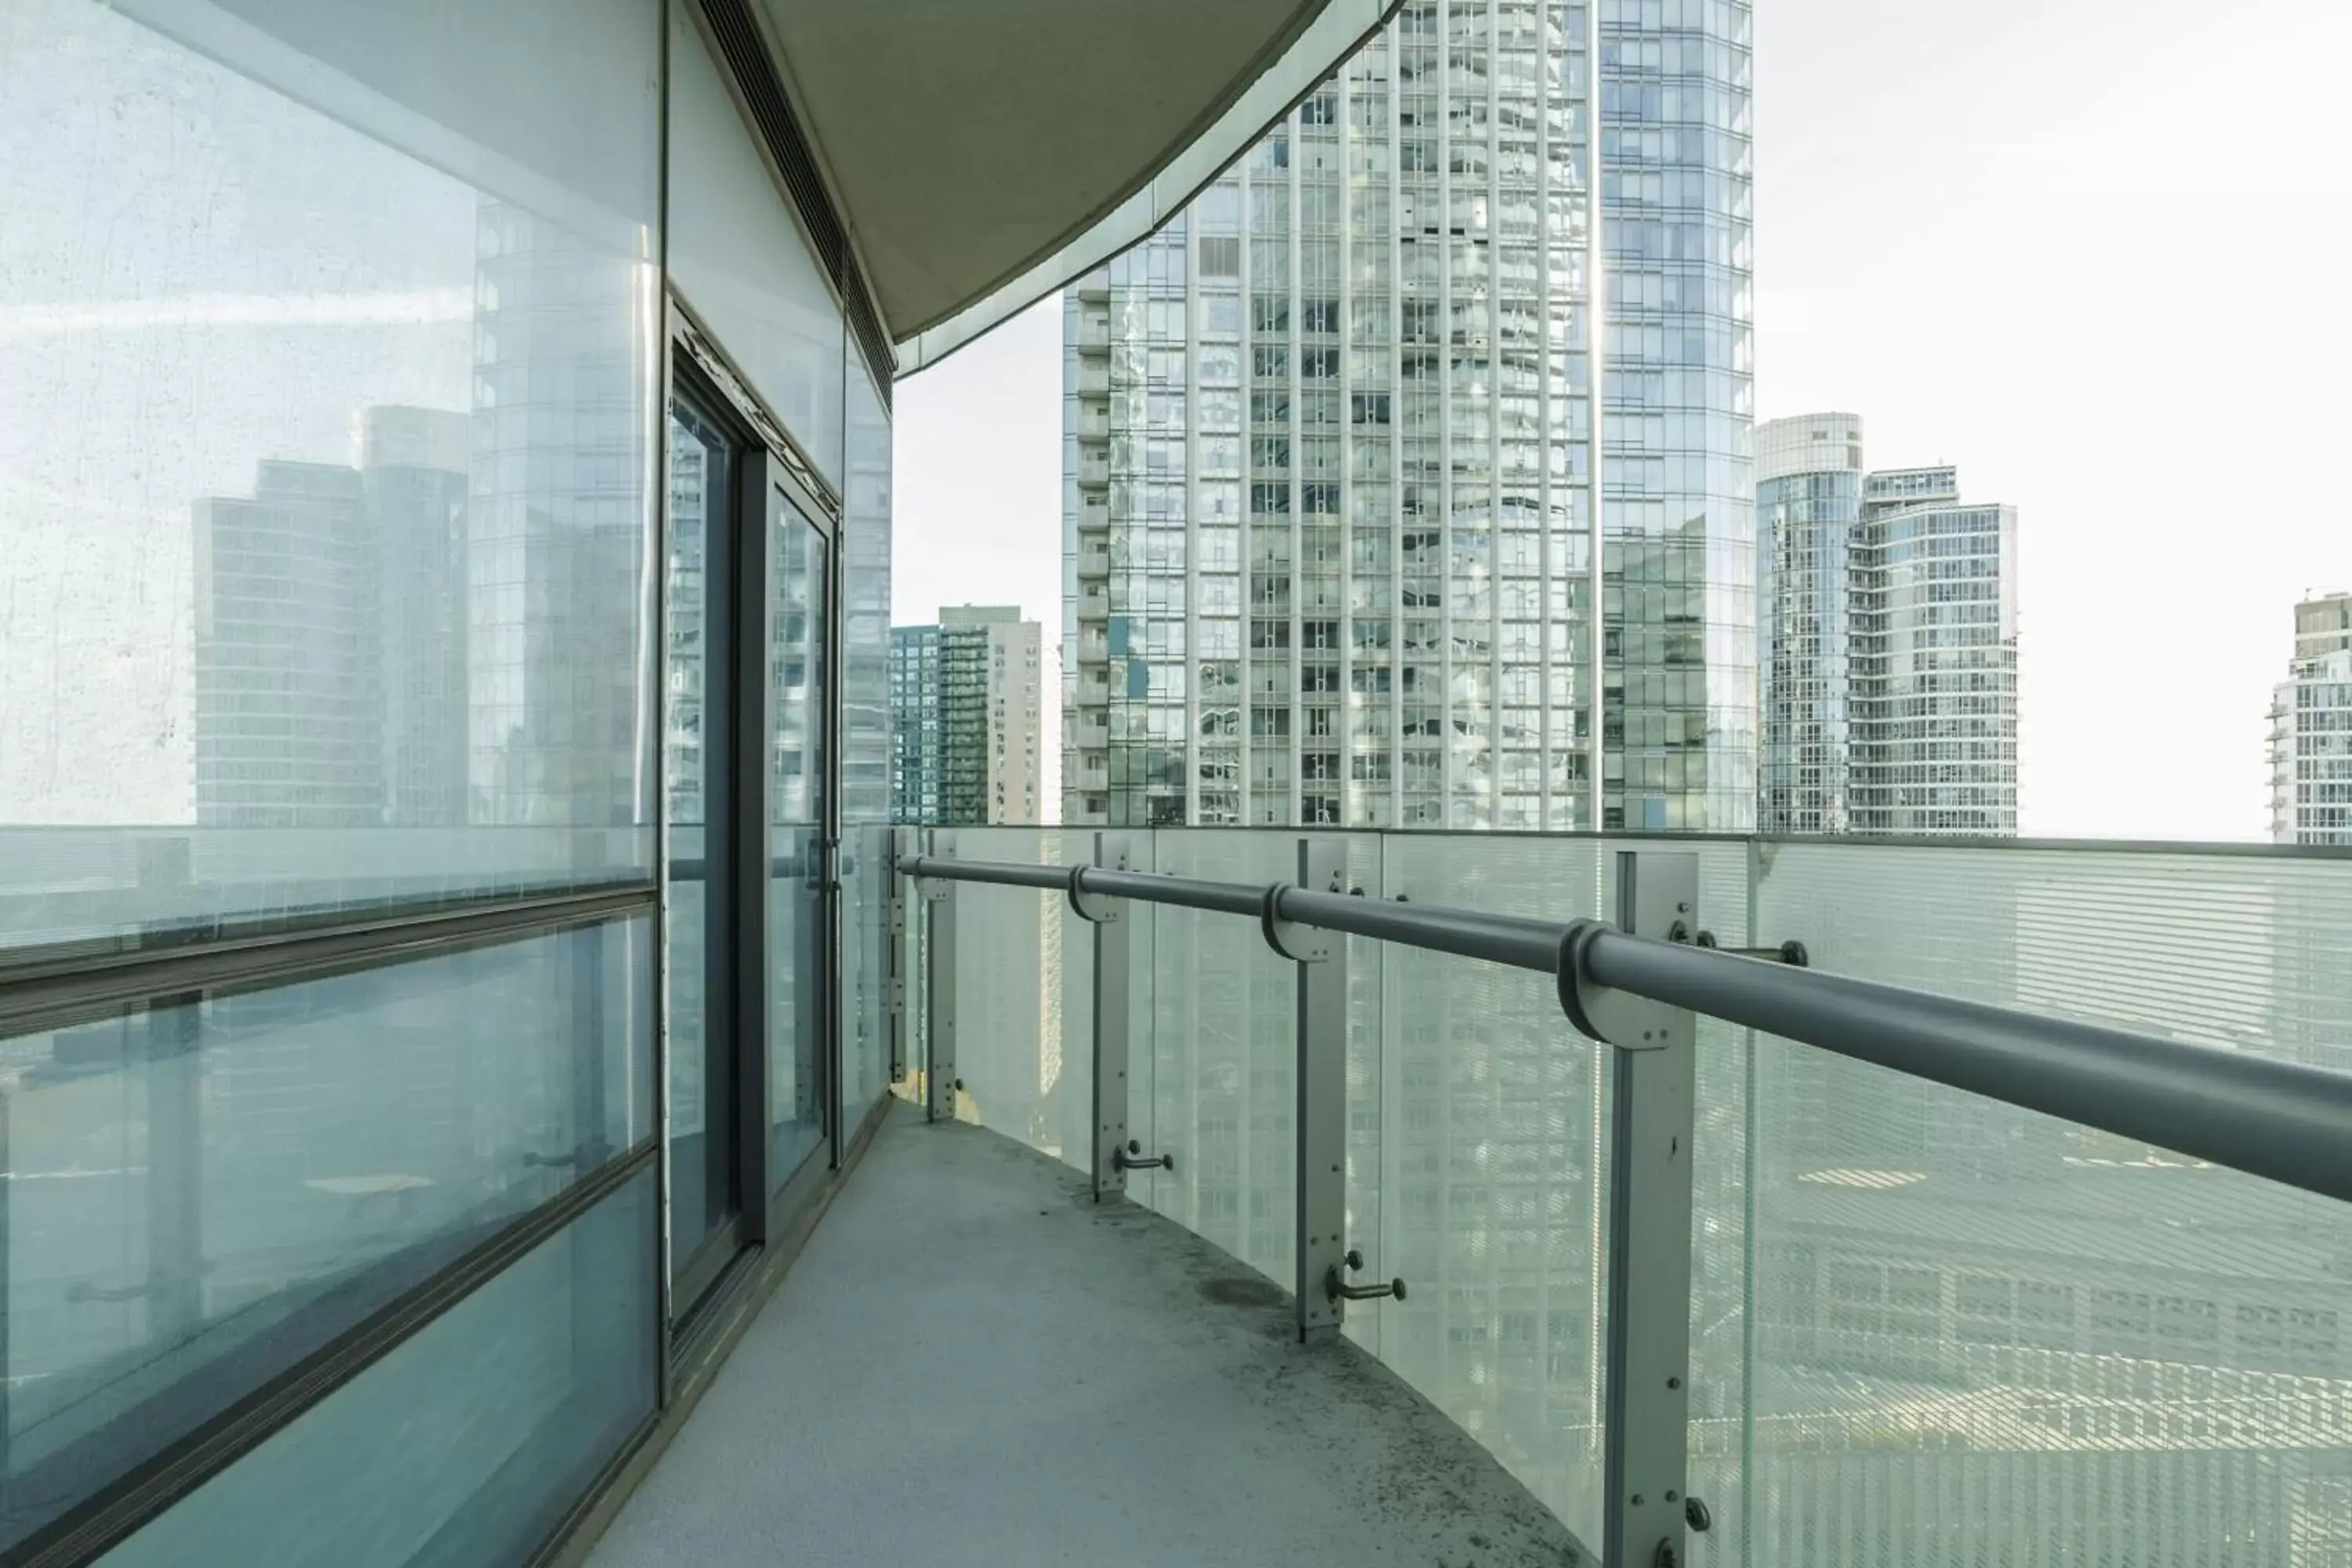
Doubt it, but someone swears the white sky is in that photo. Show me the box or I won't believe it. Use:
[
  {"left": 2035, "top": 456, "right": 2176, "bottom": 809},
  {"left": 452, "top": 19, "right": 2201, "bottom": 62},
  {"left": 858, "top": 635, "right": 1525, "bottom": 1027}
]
[{"left": 893, "top": 0, "right": 2352, "bottom": 841}]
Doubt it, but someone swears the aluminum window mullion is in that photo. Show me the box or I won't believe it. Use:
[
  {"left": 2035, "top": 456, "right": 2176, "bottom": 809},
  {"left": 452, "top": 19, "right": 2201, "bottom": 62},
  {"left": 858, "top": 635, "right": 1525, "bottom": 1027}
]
[{"left": 0, "top": 884, "right": 658, "bottom": 1041}]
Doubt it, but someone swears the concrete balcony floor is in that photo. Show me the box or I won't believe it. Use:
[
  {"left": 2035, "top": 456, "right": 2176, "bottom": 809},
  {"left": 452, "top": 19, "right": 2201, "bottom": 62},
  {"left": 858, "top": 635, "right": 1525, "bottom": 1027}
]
[{"left": 587, "top": 1105, "right": 1583, "bottom": 1567}]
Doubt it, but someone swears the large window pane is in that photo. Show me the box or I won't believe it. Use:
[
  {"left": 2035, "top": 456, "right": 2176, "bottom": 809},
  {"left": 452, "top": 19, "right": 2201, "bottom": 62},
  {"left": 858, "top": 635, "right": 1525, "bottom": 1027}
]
[
  {"left": 0, "top": 0, "right": 661, "bottom": 948},
  {"left": 663, "top": 404, "right": 738, "bottom": 1284},
  {"left": 98, "top": 1167, "right": 657, "bottom": 1568},
  {"left": 837, "top": 362, "right": 894, "bottom": 1128},
  {"left": 0, "top": 918, "right": 652, "bottom": 1552},
  {"left": 768, "top": 503, "right": 827, "bottom": 1182}
]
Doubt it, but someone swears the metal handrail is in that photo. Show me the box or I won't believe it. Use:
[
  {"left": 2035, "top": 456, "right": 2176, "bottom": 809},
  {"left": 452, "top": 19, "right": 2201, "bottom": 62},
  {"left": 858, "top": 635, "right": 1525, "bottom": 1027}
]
[{"left": 896, "top": 851, "right": 2352, "bottom": 1209}]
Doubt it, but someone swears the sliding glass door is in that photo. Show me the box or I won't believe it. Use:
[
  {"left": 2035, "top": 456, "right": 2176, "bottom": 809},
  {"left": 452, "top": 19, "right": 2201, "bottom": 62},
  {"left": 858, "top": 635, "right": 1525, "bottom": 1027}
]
[
  {"left": 664, "top": 394, "right": 745, "bottom": 1313},
  {"left": 768, "top": 492, "right": 830, "bottom": 1185},
  {"left": 662, "top": 358, "right": 839, "bottom": 1325}
]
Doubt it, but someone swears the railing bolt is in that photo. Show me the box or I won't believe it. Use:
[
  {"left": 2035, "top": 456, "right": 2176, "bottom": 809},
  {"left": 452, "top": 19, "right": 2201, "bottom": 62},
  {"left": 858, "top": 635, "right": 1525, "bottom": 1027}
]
[{"left": 1684, "top": 1496, "right": 1712, "bottom": 1533}]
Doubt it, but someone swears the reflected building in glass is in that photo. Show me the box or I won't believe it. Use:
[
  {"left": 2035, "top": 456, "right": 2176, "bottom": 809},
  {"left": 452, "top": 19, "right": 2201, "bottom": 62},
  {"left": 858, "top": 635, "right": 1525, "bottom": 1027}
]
[
  {"left": 1757, "top": 416, "right": 2017, "bottom": 837},
  {"left": 467, "top": 201, "right": 653, "bottom": 833},
  {"left": 194, "top": 407, "right": 473, "bottom": 830},
  {"left": 1062, "top": 0, "right": 1755, "bottom": 831}
]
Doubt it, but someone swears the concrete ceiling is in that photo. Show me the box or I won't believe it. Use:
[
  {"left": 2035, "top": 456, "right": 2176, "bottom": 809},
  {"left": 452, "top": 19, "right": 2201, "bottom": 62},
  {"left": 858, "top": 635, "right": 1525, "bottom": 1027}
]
[{"left": 756, "top": 0, "right": 1395, "bottom": 372}]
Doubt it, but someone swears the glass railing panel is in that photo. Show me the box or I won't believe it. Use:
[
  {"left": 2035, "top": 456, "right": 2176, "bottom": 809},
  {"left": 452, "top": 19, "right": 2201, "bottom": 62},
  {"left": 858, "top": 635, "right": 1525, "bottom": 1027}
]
[
  {"left": 942, "top": 829, "right": 1078, "bottom": 1167},
  {"left": 1136, "top": 831, "right": 1323, "bottom": 1286},
  {"left": 1748, "top": 841, "right": 2352, "bottom": 1567},
  {"left": 1376, "top": 834, "right": 1612, "bottom": 1548}
]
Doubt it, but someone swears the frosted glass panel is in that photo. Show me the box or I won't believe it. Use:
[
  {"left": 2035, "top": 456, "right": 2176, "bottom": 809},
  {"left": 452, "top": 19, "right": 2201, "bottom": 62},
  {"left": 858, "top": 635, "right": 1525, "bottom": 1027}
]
[
  {"left": 1748, "top": 843, "right": 2352, "bottom": 1567},
  {"left": 947, "top": 830, "right": 1079, "bottom": 1165},
  {"left": 0, "top": 0, "right": 661, "bottom": 942},
  {"left": 667, "top": 8, "right": 845, "bottom": 487},
  {"left": 1139, "top": 833, "right": 1305, "bottom": 1283},
  {"left": 1378, "top": 836, "right": 1611, "bottom": 1548},
  {"left": 837, "top": 364, "right": 894, "bottom": 1128}
]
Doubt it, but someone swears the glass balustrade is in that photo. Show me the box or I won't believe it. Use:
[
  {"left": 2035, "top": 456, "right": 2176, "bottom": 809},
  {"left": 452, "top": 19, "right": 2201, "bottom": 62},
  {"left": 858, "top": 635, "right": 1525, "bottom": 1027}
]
[{"left": 900, "top": 827, "right": 2352, "bottom": 1567}]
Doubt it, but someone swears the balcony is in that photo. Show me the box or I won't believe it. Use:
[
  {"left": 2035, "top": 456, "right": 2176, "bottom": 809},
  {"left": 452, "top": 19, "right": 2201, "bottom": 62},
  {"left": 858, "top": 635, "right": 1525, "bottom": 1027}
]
[
  {"left": 1076, "top": 586, "right": 1112, "bottom": 620},
  {"left": 0, "top": 0, "right": 1408, "bottom": 1563},
  {"left": 1077, "top": 546, "right": 1112, "bottom": 578},
  {"left": 1076, "top": 314, "right": 1113, "bottom": 350},
  {"left": 584, "top": 1104, "right": 1577, "bottom": 1567},
  {"left": 1075, "top": 713, "right": 1109, "bottom": 749},
  {"left": 856, "top": 826, "right": 2352, "bottom": 1567}
]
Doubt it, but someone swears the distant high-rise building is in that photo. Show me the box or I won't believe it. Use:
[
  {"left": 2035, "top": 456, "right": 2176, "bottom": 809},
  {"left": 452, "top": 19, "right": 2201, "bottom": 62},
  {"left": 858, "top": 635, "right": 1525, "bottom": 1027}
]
[
  {"left": 1757, "top": 417, "right": 2018, "bottom": 837},
  {"left": 1062, "top": 0, "right": 1756, "bottom": 832},
  {"left": 1755, "top": 413, "right": 1864, "bottom": 833},
  {"left": 889, "top": 625, "right": 942, "bottom": 825},
  {"left": 891, "top": 608, "right": 1042, "bottom": 826},
  {"left": 2270, "top": 591, "right": 2352, "bottom": 845}
]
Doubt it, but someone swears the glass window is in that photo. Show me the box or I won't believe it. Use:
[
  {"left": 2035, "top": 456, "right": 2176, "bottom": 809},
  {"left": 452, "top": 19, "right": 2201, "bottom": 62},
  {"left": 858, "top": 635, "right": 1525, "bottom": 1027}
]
[
  {"left": 0, "top": 0, "right": 659, "bottom": 944},
  {"left": 0, "top": 921, "right": 650, "bottom": 1554},
  {"left": 96, "top": 1170, "right": 657, "bottom": 1568}
]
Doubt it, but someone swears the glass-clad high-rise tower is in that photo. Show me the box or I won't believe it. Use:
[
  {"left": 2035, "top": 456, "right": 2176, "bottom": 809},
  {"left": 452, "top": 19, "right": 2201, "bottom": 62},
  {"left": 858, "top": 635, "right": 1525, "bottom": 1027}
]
[
  {"left": 1063, "top": 0, "right": 1755, "bottom": 831},
  {"left": 1757, "top": 416, "right": 2020, "bottom": 839}
]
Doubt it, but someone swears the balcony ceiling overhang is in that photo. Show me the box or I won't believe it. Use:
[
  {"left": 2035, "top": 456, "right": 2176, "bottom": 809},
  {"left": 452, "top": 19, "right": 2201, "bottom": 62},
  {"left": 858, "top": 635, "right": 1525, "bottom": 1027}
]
[{"left": 753, "top": 0, "right": 1397, "bottom": 375}]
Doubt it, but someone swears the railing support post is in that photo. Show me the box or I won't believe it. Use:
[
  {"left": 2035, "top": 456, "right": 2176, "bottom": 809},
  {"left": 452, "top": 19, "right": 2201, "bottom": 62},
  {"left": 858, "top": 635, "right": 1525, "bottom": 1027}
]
[
  {"left": 1073, "top": 833, "right": 1139, "bottom": 1200},
  {"left": 1269, "top": 837, "right": 1349, "bottom": 1344},
  {"left": 1563, "top": 849, "right": 1700, "bottom": 1568},
  {"left": 924, "top": 831, "right": 958, "bottom": 1123},
  {"left": 887, "top": 827, "right": 912, "bottom": 1083}
]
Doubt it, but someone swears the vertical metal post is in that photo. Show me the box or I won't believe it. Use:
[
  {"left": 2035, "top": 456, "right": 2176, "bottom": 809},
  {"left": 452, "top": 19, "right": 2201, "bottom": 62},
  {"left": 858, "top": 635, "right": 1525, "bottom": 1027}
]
[
  {"left": 1085, "top": 833, "right": 1134, "bottom": 1200},
  {"left": 887, "top": 827, "right": 910, "bottom": 1083},
  {"left": 1271, "top": 837, "right": 1348, "bottom": 1344},
  {"left": 1581, "top": 849, "right": 1701, "bottom": 1568},
  {"left": 924, "top": 832, "right": 957, "bottom": 1123}
]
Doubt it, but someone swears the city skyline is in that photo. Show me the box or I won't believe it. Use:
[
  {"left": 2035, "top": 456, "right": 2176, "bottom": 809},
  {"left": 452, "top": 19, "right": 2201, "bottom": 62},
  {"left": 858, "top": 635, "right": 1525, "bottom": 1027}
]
[{"left": 892, "top": 0, "right": 2352, "bottom": 844}]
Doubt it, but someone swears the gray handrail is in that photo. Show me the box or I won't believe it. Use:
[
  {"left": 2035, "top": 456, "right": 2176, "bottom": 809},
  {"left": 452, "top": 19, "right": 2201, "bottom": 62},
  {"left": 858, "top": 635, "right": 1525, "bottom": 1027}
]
[{"left": 897, "top": 851, "right": 2352, "bottom": 1208}]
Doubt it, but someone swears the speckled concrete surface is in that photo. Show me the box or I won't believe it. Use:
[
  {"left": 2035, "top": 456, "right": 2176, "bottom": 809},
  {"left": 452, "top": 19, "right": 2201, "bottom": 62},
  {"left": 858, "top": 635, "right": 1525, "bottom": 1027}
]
[{"left": 586, "top": 1105, "right": 1588, "bottom": 1568}]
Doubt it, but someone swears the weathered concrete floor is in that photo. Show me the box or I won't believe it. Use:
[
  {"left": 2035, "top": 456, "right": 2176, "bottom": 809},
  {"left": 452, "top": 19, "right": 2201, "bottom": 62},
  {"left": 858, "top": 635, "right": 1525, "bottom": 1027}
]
[{"left": 586, "top": 1105, "right": 1586, "bottom": 1567}]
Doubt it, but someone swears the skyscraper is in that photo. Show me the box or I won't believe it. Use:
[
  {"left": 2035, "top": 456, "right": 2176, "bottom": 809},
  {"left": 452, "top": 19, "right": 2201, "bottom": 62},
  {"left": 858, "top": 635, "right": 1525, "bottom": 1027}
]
[
  {"left": 1755, "top": 412, "right": 1864, "bottom": 833},
  {"left": 1063, "top": 0, "right": 1755, "bottom": 832},
  {"left": 1756, "top": 416, "right": 2018, "bottom": 837},
  {"left": 891, "top": 607, "right": 1043, "bottom": 826},
  {"left": 2269, "top": 591, "right": 2352, "bottom": 845},
  {"left": 1853, "top": 466, "right": 2017, "bottom": 835}
]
